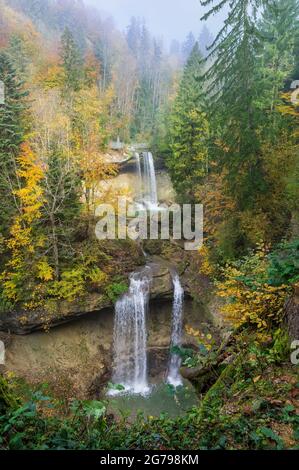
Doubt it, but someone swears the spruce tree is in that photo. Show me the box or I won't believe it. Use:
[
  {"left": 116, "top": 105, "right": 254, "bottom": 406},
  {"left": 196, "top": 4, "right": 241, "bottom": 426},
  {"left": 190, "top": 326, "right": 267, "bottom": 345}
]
[
  {"left": 0, "top": 52, "right": 27, "bottom": 238},
  {"left": 259, "top": 0, "right": 299, "bottom": 117},
  {"left": 60, "top": 27, "right": 83, "bottom": 94},
  {"left": 182, "top": 32, "right": 196, "bottom": 63},
  {"left": 168, "top": 43, "right": 209, "bottom": 201},
  {"left": 201, "top": 0, "right": 267, "bottom": 210}
]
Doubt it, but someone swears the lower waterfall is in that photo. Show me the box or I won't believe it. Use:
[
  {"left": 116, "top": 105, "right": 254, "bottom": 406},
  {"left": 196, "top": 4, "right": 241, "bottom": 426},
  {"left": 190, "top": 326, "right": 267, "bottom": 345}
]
[
  {"left": 167, "top": 273, "right": 184, "bottom": 387},
  {"left": 110, "top": 267, "right": 151, "bottom": 395}
]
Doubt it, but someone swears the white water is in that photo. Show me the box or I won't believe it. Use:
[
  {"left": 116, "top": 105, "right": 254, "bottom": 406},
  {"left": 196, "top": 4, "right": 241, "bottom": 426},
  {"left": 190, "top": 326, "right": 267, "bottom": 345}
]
[
  {"left": 135, "top": 152, "right": 142, "bottom": 198},
  {"left": 110, "top": 268, "right": 151, "bottom": 395},
  {"left": 167, "top": 273, "right": 184, "bottom": 387},
  {"left": 140, "top": 152, "right": 159, "bottom": 209}
]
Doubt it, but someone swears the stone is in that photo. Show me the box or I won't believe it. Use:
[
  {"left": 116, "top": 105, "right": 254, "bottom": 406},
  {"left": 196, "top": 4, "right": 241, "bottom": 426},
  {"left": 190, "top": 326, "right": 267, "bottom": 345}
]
[{"left": 0, "top": 261, "right": 178, "bottom": 335}]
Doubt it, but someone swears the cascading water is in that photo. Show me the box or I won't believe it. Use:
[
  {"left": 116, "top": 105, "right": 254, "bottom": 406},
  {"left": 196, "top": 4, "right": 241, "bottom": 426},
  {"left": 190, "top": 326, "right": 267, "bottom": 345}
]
[
  {"left": 135, "top": 152, "right": 142, "bottom": 198},
  {"left": 141, "top": 152, "right": 158, "bottom": 208},
  {"left": 110, "top": 267, "right": 151, "bottom": 395},
  {"left": 110, "top": 150, "right": 184, "bottom": 395},
  {"left": 167, "top": 273, "right": 184, "bottom": 387}
]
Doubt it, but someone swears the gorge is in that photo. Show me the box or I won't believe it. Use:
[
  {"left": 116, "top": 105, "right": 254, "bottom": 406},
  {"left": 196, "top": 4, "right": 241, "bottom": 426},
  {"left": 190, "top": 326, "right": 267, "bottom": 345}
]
[{"left": 1, "top": 149, "right": 216, "bottom": 403}]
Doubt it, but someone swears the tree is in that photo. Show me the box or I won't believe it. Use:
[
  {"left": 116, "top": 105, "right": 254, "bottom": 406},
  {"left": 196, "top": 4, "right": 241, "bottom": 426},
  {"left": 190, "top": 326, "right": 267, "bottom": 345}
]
[
  {"left": 198, "top": 0, "right": 298, "bottom": 257},
  {"left": 0, "top": 52, "right": 27, "bottom": 239},
  {"left": 41, "top": 150, "right": 81, "bottom": 280},
  {"left": 198, "top": 25, "right": 214, "bottom": 57},
  {"left": 201, "top": 0, "right": 267, "bottom": 211},
  {"left": 60, "top": 27, "right": 83, "bottom": 94},
  {"left": 258, "top": 0, "right": 299, "bottom": 119},
  {"left": 170, "top": 39, "right": 181, "bottom": 57},
  {"left": 73, "top": 85, "right": 117, "bottom": 218},
  {"left": 182, "top": 32, "right": 196, "bottom": 62},
  {"left": 6, "top": 34, "right": 30, "bottom": 80},
  {"left": 168, "top": 43, "right": 209, "bottom": 201},
  {"left": 294, "top": 32, "right": 299, "bottom": 80},
  {"left": 95, "top": 35, "right": 113, "bottom": 92},
  {"left": 126, "top": 17, "right": 141, "bottom": 58},
  {"left": 0, "top": 143, "right": 46, "bottom": 308}
]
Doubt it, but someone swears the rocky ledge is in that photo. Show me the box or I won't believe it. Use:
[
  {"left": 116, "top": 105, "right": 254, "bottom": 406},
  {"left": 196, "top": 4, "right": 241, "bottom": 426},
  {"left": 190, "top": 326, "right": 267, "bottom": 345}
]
[{"left": 0, "top": 261, "right": 180, "bottom": 335}]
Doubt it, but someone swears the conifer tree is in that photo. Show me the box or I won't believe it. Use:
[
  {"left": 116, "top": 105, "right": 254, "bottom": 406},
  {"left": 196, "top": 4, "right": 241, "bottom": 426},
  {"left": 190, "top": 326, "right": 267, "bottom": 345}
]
[
  {"left": 259, "top": 0, "right": 299, "bottom": 118},
  {"left": 201, "top": 0, "right": 267, "bottom": 210},
  {"left": 60, "top": 27, "right": 83, "bottom": 94},
  {"left": 182, "top": 32, "right": 196, "bottom": 63},
  {"left": 168, "top": 43, "right": 209, "bottom": 201},
  {"left": 0, "top": 52, "right": 27, "bottom": 238}
]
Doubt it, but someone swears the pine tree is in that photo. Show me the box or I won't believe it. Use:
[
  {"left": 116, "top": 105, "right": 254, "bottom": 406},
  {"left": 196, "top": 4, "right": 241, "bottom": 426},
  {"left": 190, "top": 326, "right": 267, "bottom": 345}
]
[
  {"left": 7, "top": 35, "right": 30, "bottom": 80},
  {"left": 294, "top": 35, "right": 299, "bottom": 80},
  {"left": 182, "top": 32, "right": 196, "bottom": 62},
  {"left": 170, "top": 40, "right": 181, "bottom": 57},
  {"left": 60, "top": 27, "right": 83, "bottom": 94},
  {"left": 0, "top": 52, "right": 27, "bottom": 239},
  {"left": 201, "top": 0, "right": 266, "bottom": 210},
  {"left": 198, "top": 25, "right": 214, "bottom": 57},
  {"left": 259, "top": 0, "right": 299, "bottom": 117},
  {"left": 200, "top": 0, "right": 297, "bottom": 256},
  {"left": 168, "top": 43, "right": 209, "bottom": 201},
  {"left": 126, "top": 17, "right": 141, "bottom": 58}
]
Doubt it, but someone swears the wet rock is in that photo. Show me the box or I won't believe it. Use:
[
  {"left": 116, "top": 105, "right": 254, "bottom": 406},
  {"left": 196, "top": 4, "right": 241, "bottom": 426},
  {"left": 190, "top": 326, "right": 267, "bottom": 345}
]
[
  {"left": 88, "top": 365, "right": 112, "bottom": 399},
  {"left": 147, "top": 346, "right": 169, "bottom": 380}
]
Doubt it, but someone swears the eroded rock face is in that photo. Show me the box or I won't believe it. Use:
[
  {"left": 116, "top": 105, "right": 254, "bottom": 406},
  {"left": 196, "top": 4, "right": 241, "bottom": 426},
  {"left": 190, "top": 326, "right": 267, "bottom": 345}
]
[
  {"left": 3, "top": 297, "right": 214, "bottom": 399},
  {"left": 0, "top": 261, "right": 181, "bottom": 335}
]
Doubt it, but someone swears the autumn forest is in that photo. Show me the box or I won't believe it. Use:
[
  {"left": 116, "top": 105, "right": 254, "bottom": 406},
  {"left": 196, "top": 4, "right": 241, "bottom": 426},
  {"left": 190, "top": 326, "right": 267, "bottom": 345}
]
[{"left": 0, "top": 0, "right": 299, "bottom": 454}]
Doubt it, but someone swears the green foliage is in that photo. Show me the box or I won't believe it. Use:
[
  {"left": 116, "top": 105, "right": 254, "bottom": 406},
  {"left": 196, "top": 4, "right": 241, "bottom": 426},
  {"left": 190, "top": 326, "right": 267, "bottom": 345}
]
[
  {"left": 47, "top": 267, "right": 86, "bottom": 301},
  {"left": 267, "top": 240, "right": 299, "bottom": 286},
  {"left": 217, "top": 246, "right": 290, "bottom": 332},
  {"left": 41, "top": 150, "right": 82, "bottom": 279},
  {"left": 168, "top": 43, "right": 209, "bottom": 201},
  {"left": 0, "top": 52, "right": 27, "bottom": 239},
  {"left": 71, "top": 400, "right": 106, "bottom": 422},
  {"left": 60, "top": 27, "right": 83, "bottom": 94},
  {"left": 105, "top": 281, "right": 128, "bottom": 303},
  {"left": 47, "top": 264, "right": 108, "bottom": 302},
  {"left": 196, "top": 0, "right": 299, "bottom": 260},
  {"left": 1, "top": 335, "right": 298, "bottom": 450}
]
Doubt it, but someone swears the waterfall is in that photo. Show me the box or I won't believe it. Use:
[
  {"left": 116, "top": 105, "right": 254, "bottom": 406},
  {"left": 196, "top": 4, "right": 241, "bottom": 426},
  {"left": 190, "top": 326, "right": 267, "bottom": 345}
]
[
  {"left": 167, "top": 273, "right": 184, "bottom": 387},
  {"left": 110, "top": 267, "right": 151, "bottom": 395},
  {"left": 135, "top": 152, "right": 142, "bottom": 199},
  {"left": 142, "top": 152, "right": 158, "bottom": 208}
]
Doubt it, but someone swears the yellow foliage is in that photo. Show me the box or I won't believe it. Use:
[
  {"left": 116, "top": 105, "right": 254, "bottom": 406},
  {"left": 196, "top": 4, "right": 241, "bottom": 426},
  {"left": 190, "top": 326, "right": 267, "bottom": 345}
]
[
  {"left": 36, "top": 259, "right": 54, "bottom": 282},
  {"left": 216, "top": 263, "right": 288, "bottom": 333},
  {"left": 199, "top": 244, "right": 215, "bottom": 277},
  {"left": 0, "top": 144, "right": 47, "bottom": 306}
]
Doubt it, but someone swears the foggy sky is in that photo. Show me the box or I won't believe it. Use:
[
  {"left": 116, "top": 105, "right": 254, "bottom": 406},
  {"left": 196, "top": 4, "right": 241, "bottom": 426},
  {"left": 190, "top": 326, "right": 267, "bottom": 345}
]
[{"left": 86, "top": 0, "right": 225, "bottom": 43}]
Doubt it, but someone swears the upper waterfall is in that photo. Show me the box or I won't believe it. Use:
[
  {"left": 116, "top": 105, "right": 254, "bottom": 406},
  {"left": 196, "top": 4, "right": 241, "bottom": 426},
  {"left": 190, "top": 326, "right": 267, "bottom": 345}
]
[
  {"left": 143, "top": 152, "right": 158, "bottom": 208},
  {"left": 135, "top": 151, "right": 159, "bottom": 210}
]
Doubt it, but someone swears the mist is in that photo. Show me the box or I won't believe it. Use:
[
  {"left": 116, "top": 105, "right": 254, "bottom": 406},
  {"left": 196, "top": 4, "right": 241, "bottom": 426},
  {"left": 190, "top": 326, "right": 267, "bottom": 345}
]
[{"left": 86, "top": 0, "right": 225, "bottom": 43}]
